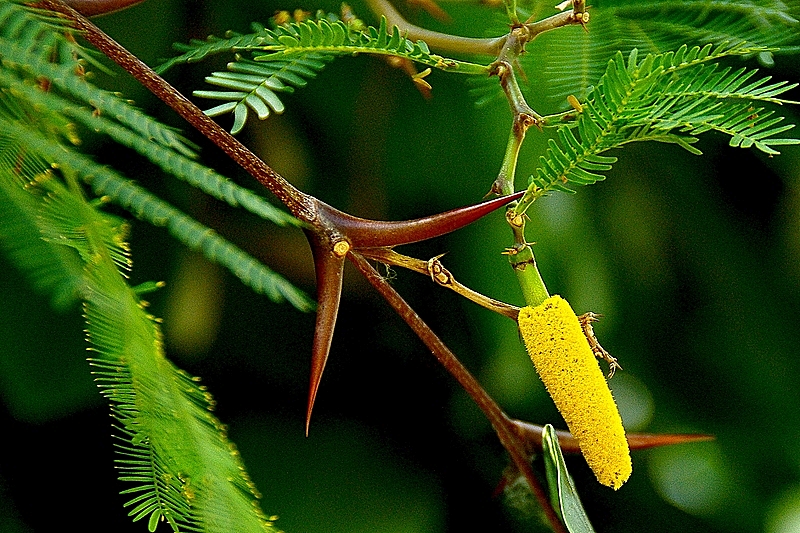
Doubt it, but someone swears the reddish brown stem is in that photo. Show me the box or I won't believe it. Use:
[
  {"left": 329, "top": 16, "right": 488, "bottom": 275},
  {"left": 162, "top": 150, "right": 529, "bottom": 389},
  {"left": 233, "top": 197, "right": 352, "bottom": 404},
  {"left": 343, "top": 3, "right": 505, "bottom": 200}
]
[
  {"left": 304, "top": 193, "right": 523, "bottom": 431},
  {"left": 348, "top": 252, "right": 568, "bottom": 533},
  {"left": 62, "top": 0, "right": 145, "bottom": 16},
  {"left": 317, "top": 191, "right": 524, "bottom": 248}
]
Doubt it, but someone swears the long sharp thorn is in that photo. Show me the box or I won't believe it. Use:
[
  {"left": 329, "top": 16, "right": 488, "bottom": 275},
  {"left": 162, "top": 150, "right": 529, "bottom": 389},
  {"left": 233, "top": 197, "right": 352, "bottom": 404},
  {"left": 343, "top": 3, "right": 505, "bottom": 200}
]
[
  {"left": 318, "top": 191, "right": 525, "bottom": 249},
  {"left": 511, "top": 419, "right": 714, "bottom": 453},
  {"left": 62, "top": 0, "right": 148, "bottom": 17},
  {"left": 305, "top": 235, "right": 346, "bottom": 436},
  {"left": 625, "top": 432, "right": 715, "bottom": 450}
]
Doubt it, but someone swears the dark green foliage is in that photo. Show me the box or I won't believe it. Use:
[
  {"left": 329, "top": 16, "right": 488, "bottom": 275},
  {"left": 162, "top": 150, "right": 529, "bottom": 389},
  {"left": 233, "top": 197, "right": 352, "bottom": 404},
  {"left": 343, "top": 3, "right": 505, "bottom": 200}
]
[
  {"left": 532, "top": 0, "right": 800, "bottom": 101},
  {"left": 162, "top": 15, "right": 486, "bottom": 133},
  {"left": 0, "top": 1, "right": 308, "bottom": 530},
  {"left": 515, "top": 43, "right": 799, "bottom": 214},
  {"left": 0, "top": 0, "right": 309, "bottom": 307}
]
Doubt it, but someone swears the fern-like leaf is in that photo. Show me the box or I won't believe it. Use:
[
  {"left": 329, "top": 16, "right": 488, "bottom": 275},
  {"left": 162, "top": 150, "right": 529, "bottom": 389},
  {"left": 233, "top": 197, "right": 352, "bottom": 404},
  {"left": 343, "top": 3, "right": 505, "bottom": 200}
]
[
  {"left": 195, "top": 54, "right": 331, "bottom": 134},
  {"left": 0, "top": 0, "right": 88, "bottom": 66},
  {"left": 0, "top": 93, "right": 312, "bottom": 314},
  {"left": 8, "top": 112, "right": 312, "bottom": 310},
  {"left": 515, "top": 43, "right": 799, "bottom": 214},
  {"left": 0, "top": 77, "right": 88, "bottom": 307},
  {"left": 86, "top": 166, "right": 315, "bottom": 311},
  {"left": 0, "top": 167, "right": 86, "bottom": 308},
  {"left": 0, "top": 38, "right": 198, "bottom": 159},
  {"left": 530, "top": 0, "right": 800, "bottom": 103},
  {"left": 163, "top": 16, "right": 487, "bottom": 132},
  {"left": 0, "top": 64, "right": 297, "bottom": 226},
  {"left": 156, "top": 22, "right": 281, "bottom": 74},
  {"left": 8, "top": 161, "right": 280, "bottom": 533},
  {"left": 81, "top": 224, "right": 275, "bottom": 533}
]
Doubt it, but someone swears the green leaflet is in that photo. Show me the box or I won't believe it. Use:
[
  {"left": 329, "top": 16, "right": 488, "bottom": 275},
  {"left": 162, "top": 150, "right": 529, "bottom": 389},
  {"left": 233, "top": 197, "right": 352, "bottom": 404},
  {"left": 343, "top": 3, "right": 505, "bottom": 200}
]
[
  {"left": 514, "top": 43, "right": 799, "bottom": 215},
  {"left": 84, "top": 270, "right": 276, "bottom": 533},
  {"left": 30, "top": 174, "right": 278, "bottom": 533},
  {"left": 194, "top": 54, "right": 331, "bottom": 134},
  {"left": 5, "top": 113, "right": 313, "bottom": 311},
  {"left": 0, "top": 169, "right": 86, "bottom": 309},
  {"left": 1, "top": 5, "right": 297, "bottom": 228},
  {"left": 0, "top": 110, "right": 85, "bottom": 309},
  {"left": 0, "top": 64, "right": 296, "bottom": 227},
  {"left": 0, "top": 0, "right": 88, "bottom": 66},
  {"left": 0, "top": 2, "right": 310, "bottom": 527},
  {"left": 0, "top": 145, "right": 279, "bottom": 531},
  {"left": 163, "top": 15, "right": 487, "bottom": 133},
  {"left": 86, "top": 166, "right": 315, "bottom": 311},
  {"left": 529, "top": 0, "right": 800, "bottom": 102}
]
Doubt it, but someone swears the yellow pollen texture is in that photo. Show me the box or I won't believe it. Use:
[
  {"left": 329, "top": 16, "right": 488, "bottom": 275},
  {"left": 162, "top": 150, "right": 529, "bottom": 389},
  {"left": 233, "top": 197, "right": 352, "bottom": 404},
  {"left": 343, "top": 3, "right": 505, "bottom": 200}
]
[{"left": 518, "top": 295, "right": 632, "bottom": 489}]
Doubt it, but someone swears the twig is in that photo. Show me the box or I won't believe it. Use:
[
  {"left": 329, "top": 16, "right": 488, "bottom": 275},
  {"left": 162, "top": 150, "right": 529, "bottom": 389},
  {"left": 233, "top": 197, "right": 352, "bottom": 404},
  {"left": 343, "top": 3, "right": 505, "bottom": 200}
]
[
  {"left": 363, "top": 0, "right": 505, "bottom": 56},
  {"left": 524, "top": 9, "right": 585, "bottom": 39},
  {"left": 358, "top": 248, "right": 521, "bottom": 319}
]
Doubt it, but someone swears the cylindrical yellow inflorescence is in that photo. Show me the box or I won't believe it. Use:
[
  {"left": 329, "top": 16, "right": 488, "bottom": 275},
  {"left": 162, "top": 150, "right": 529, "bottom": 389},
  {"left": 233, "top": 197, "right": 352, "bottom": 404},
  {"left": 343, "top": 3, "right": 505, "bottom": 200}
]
[{"left": 518, "top": 295, "right": 632, "bottom": 489}]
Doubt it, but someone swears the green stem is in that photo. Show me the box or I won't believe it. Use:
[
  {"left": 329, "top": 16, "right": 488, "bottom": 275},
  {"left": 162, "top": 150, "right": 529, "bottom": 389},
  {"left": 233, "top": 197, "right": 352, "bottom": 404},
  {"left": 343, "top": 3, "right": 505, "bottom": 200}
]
[
  {"left": 506, "top": 218, "right": 550, "bottom": 307},
  {"left": 512, "top": 247, "right": 549, "bottom": 307},
  {"left": 493, "top": 128, "right": 523, "bottom": 196}
]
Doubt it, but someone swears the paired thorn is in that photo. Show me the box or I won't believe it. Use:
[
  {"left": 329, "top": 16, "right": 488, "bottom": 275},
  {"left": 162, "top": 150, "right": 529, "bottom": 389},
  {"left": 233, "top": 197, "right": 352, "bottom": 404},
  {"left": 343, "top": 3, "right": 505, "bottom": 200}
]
[
  {"left": 304, "top": 191, "right": 524, "bottom": 433},
  {"left": 305, "top": 233, "right": 347, "bottom": 436},
  {"left": 314, "top": 190, "right": 524, "bottom": 249}
]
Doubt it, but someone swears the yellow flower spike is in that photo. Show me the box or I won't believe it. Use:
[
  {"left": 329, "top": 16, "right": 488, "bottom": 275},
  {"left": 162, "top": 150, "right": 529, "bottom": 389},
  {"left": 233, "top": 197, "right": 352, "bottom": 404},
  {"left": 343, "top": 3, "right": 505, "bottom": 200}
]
[{"left": 518, "top": 295, "right": 632, "bottom": 489}]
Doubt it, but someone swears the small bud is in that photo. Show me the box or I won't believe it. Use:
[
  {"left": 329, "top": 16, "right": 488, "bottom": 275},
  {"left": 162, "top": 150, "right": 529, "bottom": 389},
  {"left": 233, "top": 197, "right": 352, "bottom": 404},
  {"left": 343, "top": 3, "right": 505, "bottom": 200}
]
[
  {"left": 518, "top": 295, "right": 631, "bottom": 489},
  {"left": 332, "top": 240, "right": 350, "bottom": 257},
  {"left": 567, "top": 94, "right": 583, "bottom": 113}
]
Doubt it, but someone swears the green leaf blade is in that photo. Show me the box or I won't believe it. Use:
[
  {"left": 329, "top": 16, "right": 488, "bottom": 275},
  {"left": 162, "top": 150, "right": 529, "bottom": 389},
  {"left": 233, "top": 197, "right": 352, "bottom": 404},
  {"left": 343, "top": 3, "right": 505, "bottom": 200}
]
[{"left": 542, "top": 424, "right": 597, "bottom": 533}]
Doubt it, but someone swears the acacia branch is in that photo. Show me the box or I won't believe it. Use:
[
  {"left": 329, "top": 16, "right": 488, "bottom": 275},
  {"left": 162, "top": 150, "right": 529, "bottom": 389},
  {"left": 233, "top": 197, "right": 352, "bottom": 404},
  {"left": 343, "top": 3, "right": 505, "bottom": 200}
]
[{"left": 348, "top": 252, "right": 568, "bottom": 533}]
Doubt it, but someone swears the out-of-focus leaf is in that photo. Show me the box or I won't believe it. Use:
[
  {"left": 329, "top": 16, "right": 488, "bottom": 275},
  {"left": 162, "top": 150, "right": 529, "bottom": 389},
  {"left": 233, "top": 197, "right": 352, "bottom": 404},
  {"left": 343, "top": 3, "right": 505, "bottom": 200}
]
[{"left": 542, "top": 424, "right": 596, "bottom": 533}]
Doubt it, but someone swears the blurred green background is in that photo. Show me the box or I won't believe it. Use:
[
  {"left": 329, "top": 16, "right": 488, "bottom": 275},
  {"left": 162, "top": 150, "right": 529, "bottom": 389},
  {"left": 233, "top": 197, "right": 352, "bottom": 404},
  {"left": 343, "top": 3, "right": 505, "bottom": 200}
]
[{"left": 2, "top": 0, "right": 800, "bottom": 532}]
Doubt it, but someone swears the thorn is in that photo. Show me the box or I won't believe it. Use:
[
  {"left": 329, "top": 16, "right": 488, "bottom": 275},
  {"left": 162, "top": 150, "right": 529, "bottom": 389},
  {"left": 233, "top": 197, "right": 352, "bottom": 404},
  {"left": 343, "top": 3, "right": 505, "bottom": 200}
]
[
  {"left": 302, "top": 191, "right": 523, "bottom": 433},
  {"left": 316, "top": 191, "right": 524, "bottom": 249},
  {"left": 510, "top": 418, "right": 715, "bottom": 454},
  {"left": 626, "top": 432, "right": 715, "bottom": 450},
  {"left": 304, "top": 234, "right": 346, "bottom": 436}
]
